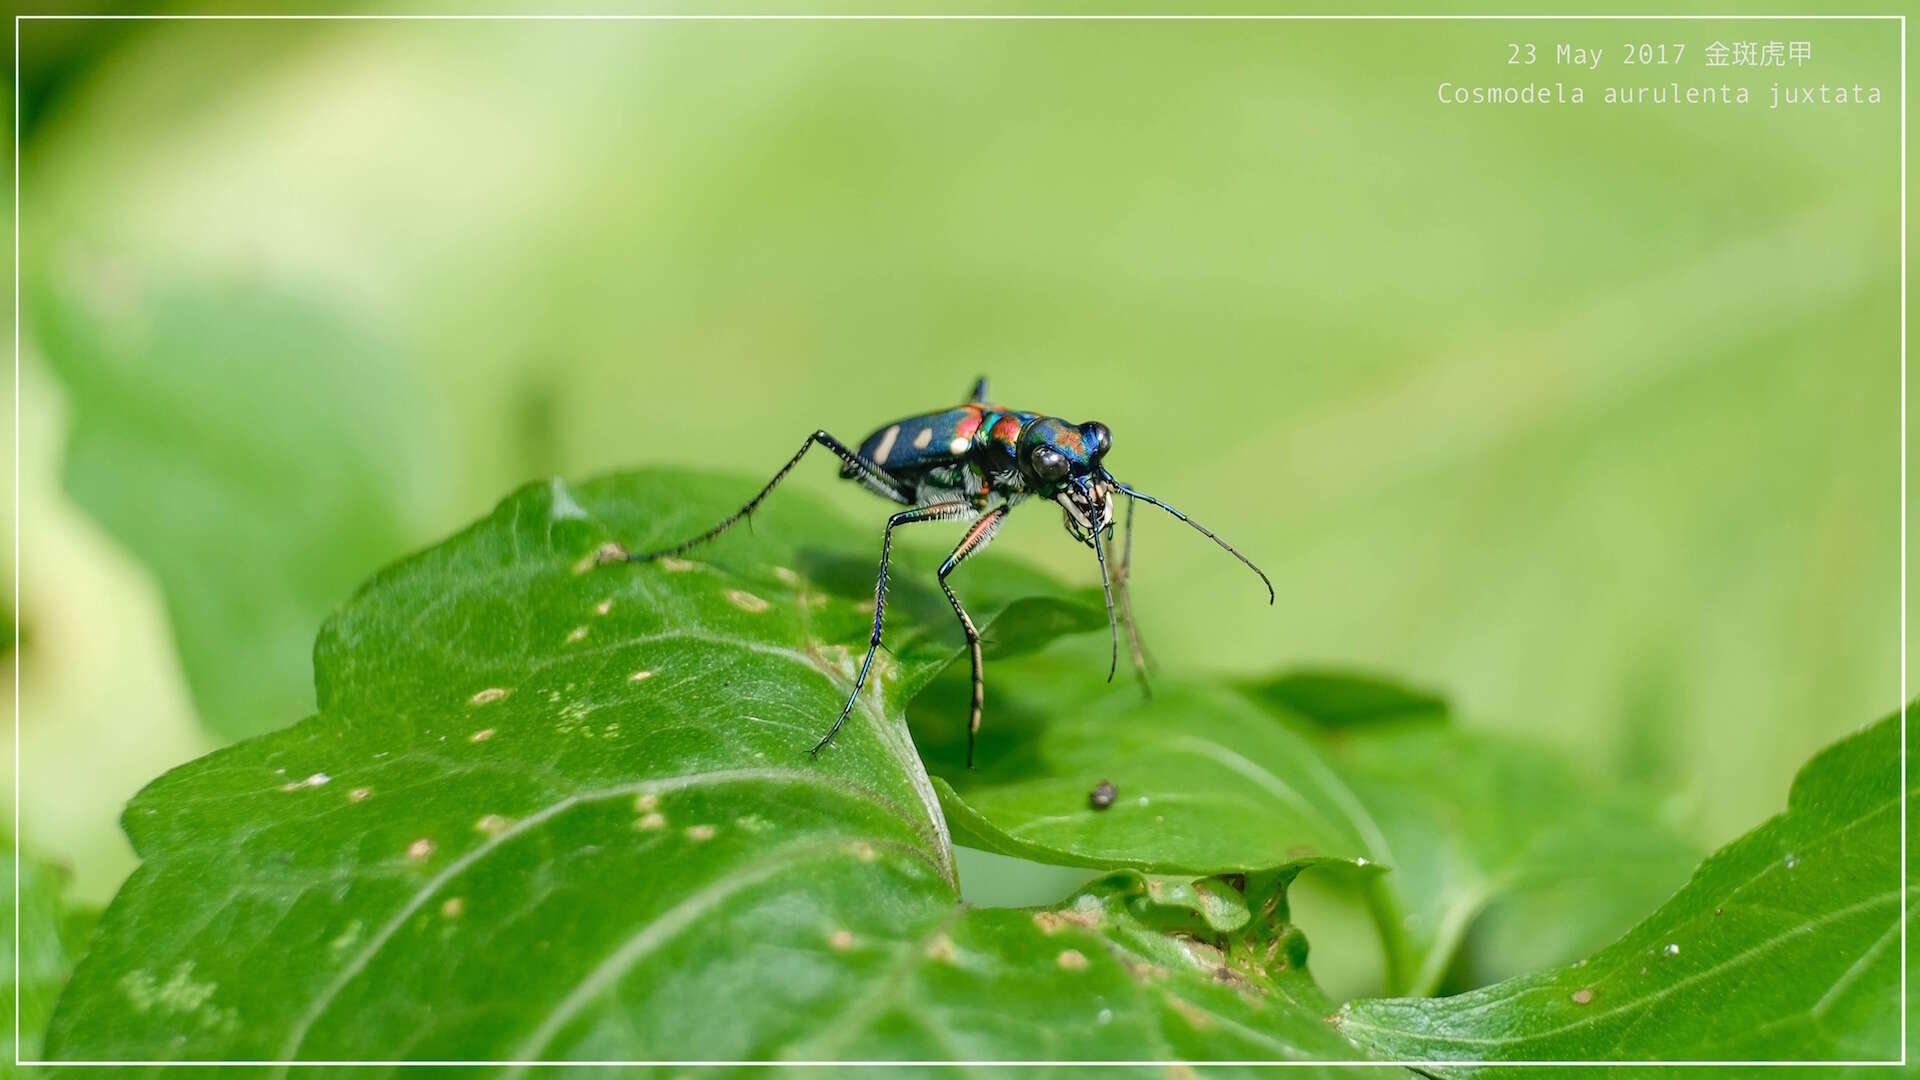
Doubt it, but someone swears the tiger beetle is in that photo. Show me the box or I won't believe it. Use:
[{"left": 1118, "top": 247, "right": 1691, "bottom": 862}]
[{"left": 598, "top": 377, "right": 1273, "bottom": 766}]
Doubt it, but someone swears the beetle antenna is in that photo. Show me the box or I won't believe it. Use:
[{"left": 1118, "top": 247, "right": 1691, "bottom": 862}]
[
  {"left": 1091, "top": 526, "right": 1120, "bottom": 682},
  {"left": 1110, "top": 482, "right": 1274, "bottom": 604}
]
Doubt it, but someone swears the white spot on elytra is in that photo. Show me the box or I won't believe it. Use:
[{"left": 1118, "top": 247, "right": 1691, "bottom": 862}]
[
  {"left": 913, "top": 427, "right": 934, "bottom": 450},
  {"left": 469, "top": 728, "right": 496, "bottom": 743},
  {"left": 949, "top": 436, "right": 970, "bottom": 455},
  {"left": 873, "top": 424, "right": 901, "bottom": 465},
  {"left": 630, "top": 670, "right": 653, "bottom": 683},
  {"left": 727, "top": 590, "right": 769, "bottom": 613},
  {"left": 407, "top": 838, "right": 435, "bottom": 862},
  {"left": 470, "top": 688, "right": 510, "bottom": 706}
]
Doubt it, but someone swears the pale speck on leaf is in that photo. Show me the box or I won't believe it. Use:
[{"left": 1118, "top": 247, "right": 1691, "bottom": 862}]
[
  {"left": 726, "top": 589, "right": 769, "bottom": 613},
  {"left": 469, "top": 688, "right": 510, "bottom": 706},
  {"left": 469, "top": 728, "right": 496, "bottom": 743},
  {"left": 828, "top": 929, "right": 857, "bottom": 951},
  {"left": 685, "top": 824, "right": 717, "bottom": 842},
  {"left": 1057, "top": 949, "right": 1089, "bottom": 971},
  {"left": 406, "top": 838, "right": 435, "bottom": 862}
]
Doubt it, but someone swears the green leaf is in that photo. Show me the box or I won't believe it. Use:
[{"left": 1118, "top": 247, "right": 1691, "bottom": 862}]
[
  {"left": 766, "top": 868, "right": 1394, "bottom": 1067},
  {"left": 29, "top": 276, "right": 445, "bottom": 739},
  {"left": 6, "top": 842, "right": 98, "bottom": 1068},
  {"left": 1335, "top": 709, "right": 1909, "bottom": 1069},
  {"left": 59, "top": 471, "right": 1410, "bottom": 1066},
  {"left": 916, "top": 655, "right": 1698, "bottom": 995}
]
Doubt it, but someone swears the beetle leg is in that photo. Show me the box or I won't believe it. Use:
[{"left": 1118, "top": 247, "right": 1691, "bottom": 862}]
[
  {"left": 606, "top": 430, "right": 911, "bottom": 563},
  {"left": 813, "top": 499, "right": 979, "bottom": 757},
  {"left": 1116, "top": 492, "right": 1151, "bottom": 697},
  {"left": 937, "top": 504, "right": 1011, "bottom": 768},
  {"left": 965, "top": 376, "right": 989, "bottom": 404}
]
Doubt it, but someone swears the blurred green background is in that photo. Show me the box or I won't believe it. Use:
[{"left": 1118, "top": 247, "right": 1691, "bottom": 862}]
[{"left": 5, "top": 8, "right": 1906, "bottom": 1000}]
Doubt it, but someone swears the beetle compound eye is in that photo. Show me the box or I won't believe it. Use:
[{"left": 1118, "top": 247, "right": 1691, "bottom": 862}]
[
  {"left": 1032, "top": 446, "right": 1070, "bottom": 481},
  {"left": 1083, "top": 422, "right": 1111, "bottom": 458}
]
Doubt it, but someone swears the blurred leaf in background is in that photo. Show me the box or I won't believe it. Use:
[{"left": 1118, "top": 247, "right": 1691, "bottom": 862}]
[
  {"left": 9, "top": 10, "right": 1903, "bottom": 943},
  {"left": 30, "top": 276, "right": 450, "bottom": 740}
]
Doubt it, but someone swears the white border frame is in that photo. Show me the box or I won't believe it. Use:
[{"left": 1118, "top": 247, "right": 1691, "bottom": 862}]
[{"left": 11, "top": 10, "right": 1904, "bottom": 1068}]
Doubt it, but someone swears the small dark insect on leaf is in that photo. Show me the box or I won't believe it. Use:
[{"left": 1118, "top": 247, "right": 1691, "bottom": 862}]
[{"left": 1089, "top": 780, "right": 1118, "bottom": 810}]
